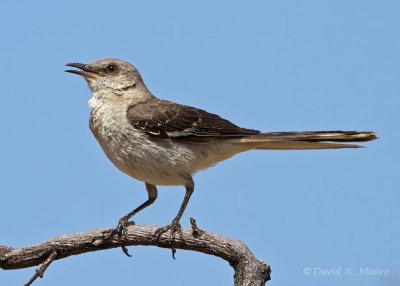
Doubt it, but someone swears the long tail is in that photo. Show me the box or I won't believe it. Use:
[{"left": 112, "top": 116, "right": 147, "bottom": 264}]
[{"left": 239, "top": 131, "right": 377, "bottom": 150}]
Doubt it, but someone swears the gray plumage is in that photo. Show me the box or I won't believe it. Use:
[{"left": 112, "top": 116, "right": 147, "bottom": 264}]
[{"left": 66, "top": 58, "right": 377, "bottom": 244}]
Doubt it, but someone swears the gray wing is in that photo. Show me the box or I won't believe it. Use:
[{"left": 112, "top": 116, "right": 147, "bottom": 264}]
[{"left": 126, "top": 99, "right": 260, "bottom": 142}]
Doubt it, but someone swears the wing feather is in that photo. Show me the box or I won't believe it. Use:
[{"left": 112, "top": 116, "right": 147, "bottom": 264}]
[{"left": 127, "top": 99, "right": 259, "bottom": 142}]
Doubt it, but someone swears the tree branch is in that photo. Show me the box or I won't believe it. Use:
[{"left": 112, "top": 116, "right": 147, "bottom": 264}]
[{"left": 0, "top": 223, "right": 271, "bottom": 285}]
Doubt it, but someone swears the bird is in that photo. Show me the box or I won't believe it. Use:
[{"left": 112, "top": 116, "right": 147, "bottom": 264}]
[{"left": 65, "top": 58, "right": 377, "bottom": 253}]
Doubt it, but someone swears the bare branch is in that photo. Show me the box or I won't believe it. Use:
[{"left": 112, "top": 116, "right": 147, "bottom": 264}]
[
  {"left": 0, "top": 224, "right": 271, "bottom": 285},
  {"left": 24, "top": 250, "right": 58, "bottom": 286}
]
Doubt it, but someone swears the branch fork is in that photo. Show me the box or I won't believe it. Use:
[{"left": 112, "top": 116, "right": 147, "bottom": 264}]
[{"left": 1, "top": 220, "right": 270, "bottom": 286}]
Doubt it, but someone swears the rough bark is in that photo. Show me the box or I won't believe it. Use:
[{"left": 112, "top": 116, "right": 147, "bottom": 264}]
[{"left": 0, "top": 224, "right": 271, "bottom": 285}]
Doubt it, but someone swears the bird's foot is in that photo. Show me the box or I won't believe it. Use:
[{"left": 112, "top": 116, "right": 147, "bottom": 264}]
[
  {"left": 116, "top": 217, "right": 135, "bottom": 257},
  {"left": 154, "top": 220, "right": 183, "bottom": 240},
  {"left": 154, "top": 220, "right": 183, "bottom": 259}
]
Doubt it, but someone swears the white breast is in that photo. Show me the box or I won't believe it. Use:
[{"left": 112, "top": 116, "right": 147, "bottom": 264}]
[{"left": 88, "top": 93, "right": 247, "bottom": 186}]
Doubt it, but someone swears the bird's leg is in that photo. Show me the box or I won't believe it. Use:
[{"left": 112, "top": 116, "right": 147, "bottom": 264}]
[
  {"left": 117, "top": 183, "right": 158, "bottom": 256},
  {"left": 155, "top": 177, "right": 194, "bottom": 258}
]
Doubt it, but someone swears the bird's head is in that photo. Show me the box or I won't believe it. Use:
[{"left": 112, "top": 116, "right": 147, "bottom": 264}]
[{"left": 65, "top": 58, "right": 143, "bottom": 93}]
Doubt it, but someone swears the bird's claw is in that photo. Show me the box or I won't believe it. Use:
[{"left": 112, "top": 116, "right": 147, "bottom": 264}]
[
  {"left": 116, "top": 218, "right": 135, "bottom": 257},
  {"left": 155, "top": 221, "right": 182, "bottom": 240},
  {"left": 154, "top": 221, "right": 183, "bottom": 259}
]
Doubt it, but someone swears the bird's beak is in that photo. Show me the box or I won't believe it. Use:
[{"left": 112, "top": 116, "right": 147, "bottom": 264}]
[{"left": 65, "top": 63, "right": 97, "bottom": 77}]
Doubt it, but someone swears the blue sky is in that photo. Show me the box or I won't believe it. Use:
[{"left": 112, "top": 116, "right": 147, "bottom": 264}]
[{"left": 0, "top": 0, "right": 399, "bottom": 285}]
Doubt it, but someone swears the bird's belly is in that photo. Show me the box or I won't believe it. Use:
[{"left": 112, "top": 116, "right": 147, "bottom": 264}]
[
  {"left": 90, "top": 106, "right": 247, "bottom": 186},
  {"left": 94, "top": 134, "right": 246, "bottom": 187},
  {"left": 92, "top": 128, "right": 197, "bottom": 186}
]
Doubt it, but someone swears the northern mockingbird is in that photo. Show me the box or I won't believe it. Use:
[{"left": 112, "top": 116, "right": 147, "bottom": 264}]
[{"left": 66, "top": 58, "right": 376, "bottom": 252}]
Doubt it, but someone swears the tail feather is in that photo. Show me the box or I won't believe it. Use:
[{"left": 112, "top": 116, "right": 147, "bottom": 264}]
[{"left": 239, "top": 131, "right": 377, "bottom": 150}]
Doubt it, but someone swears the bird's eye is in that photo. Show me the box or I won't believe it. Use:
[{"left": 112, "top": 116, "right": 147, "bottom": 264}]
[{"left": 105, "top": 64, "right": 117, "bottom": 73}]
